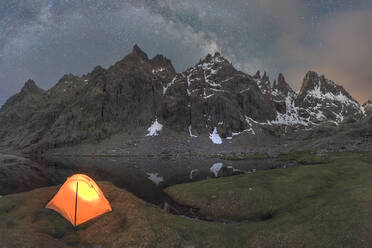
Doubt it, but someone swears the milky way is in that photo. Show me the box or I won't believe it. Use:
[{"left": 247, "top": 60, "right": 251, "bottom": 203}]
[{"left": 1, "top": 0, "right": 371, "bottom": 105}]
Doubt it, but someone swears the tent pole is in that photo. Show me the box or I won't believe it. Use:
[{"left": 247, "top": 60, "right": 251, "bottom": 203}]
[{"left": 74, "top": 182, "right": 78, "bottom": 227}]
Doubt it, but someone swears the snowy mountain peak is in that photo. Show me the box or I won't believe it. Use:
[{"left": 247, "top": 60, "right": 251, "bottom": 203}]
[
  {"left": 300, "top": 71, "right": 354, "bottom": 101},
  {"left": 295, "top": 71, "right": 364, "bottom": 125},
  {"left": 300, "top": 71, "right": 319, "bottom": 91},
  {"left": 197, "top": 52, "right": 229, "bottom": 67}
]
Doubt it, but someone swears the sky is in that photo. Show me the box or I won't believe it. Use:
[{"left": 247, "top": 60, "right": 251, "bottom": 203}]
[{"left": 1, "top": 0, "right": 372, "bottom": 106}]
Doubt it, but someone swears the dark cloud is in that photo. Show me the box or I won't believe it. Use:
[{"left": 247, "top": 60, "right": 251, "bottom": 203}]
[
  {"left": 310, "top": 10, "right": 372, "bottom": 103},
  {"left": 0, "top": 0, "right": 371, "bottom": 106},
  {"left": 267, "top": 3, "right": 372, "bottom": 103}
]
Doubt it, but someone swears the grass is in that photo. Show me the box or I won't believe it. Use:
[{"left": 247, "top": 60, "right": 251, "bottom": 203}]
[
  {"left": 204, "top": 152, "right": 270, "bottom": 161},
  {"left": 2, "top": 151, "right": 372, "bottom": 247},
  {"left": 0, "top": 182, "right": 186, "bottom": 248},
  {"left": 165, "top": 151, "right": 372, "bottom": 247},
  {"left": 276, "top": 150, "right": 331, "bottom": 165}
]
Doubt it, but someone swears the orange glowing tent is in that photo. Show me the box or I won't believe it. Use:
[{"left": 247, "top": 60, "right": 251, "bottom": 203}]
[{"left": 46, "top": 174, "right": 112, "bottom": 226}]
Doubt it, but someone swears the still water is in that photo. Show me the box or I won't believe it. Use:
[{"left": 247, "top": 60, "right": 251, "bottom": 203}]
[{"left": 45, "top": 155, "right": 282, "bottom": 204}]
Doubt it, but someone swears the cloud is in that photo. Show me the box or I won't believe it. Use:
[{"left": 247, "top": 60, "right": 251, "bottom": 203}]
[
  {"left": 281, "top": 8, "right": 372, "bottom": 103},
  {"left": 0, "top": 0, "right": 222, "bottom": 105},
  {"left": 245, "top": 0, "right": 372, "bottom": 103},
  {"left": 0, "top": 0, "right": 371, "bottom": 106},
  {"left": 310, "top": 10, "right": 372, "bottom": 103}
]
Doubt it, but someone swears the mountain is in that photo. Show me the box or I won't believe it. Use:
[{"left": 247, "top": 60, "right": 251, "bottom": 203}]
[
  {"left": 0, "top": 45, "right": 369, "bottom": 151},
  {"left": 43, "top": 45, "right": 176, "bottom": 143},
  {"left": 269, "top": 73, "right": 306, "bottom": 125},
  {"left": 162, "top": 53, "right": 278, "bottom": 140},
  {"left": 0, "top": 79, "right": 45, "bottom": 118},
  {"left": 0, "top": 80, "right": 47, "bottom": 148},
  {"left": 295, "top": 71, "right": 365, "bottom": 125}
]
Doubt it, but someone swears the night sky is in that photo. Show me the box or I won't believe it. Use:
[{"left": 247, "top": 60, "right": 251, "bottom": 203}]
[{"left": 1, "top": 0, "right": 371, "bottom": 106}]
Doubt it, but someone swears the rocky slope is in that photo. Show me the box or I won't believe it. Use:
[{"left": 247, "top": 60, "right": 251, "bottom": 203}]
[
  {"left": 0, "top": 153, "right": 50, "bottom": 194},
  {"left": 363, "top": 99, "right": 372, "bottom": 115},
  {"left": 0, "top": 45, "right": 369, "bottom": 151},
  {"left": 0, "top": 80, "right": 47, "bottom": 148},
  {"left": 162, "top": 53, "right": 278, "bottom": 140}
]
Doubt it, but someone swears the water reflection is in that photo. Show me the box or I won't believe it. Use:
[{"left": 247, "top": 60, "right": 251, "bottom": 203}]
[{"left": 45, "top": 155, "right": 281, "bottom": 204}]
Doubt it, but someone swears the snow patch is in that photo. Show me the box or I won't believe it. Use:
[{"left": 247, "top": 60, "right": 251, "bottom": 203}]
[
  {"left": 203, "top": 94, "right": 214, "bottom": 99},
  {"left": 203, "top": 70, "right": 221, "bottom": 88},
  {"left": 210, "top": 68, "right": 219, "bottom": 75},
  {"left": 232, "top": 129, "right": 255, "bottom": 136},
  {"left": 271, "top": 93, "right": 308, "bottom": 126},
  {"left": 210, "top": 88, "right": 225, "bottom": 92},
  {"left": 361, "top": 106, "right": 367, "bottom": 115},
  {"left": 210, "top": 163, "right": 223, "bottom": 177},
  {"left": 146, "top": 173, "right": 164, "bottom": 185},
  {"left": 221, "top": 77, "right": 234, "bottom": 83},
  {"left": 187, "top": 74, "right": 192, "bottom": 87},
  {"left": 152, "top": 67, "right": 166, "bottom": 74},
  {"left": 305, "top": 82, "right": 360, "bottom": 109},
  {"left": 246, "top": 116, "right": 272, "bottom": 126},
  {"left": 209, "top": 127, "right": 222, "bottom": 144},
  {"left": 163, "top": 76, "right": 177, "bottom": 95},
  {"left": 240, "top": 87, "right": 252, "bottom": 94},
  {"left": 146, "top": 118, "right": 163, "bottom": 136},
  {"left": 188, "top": 125, "right": 198, "bottom": 138},
  {"left": 189, "top": 169, "right": 199, "bottom": 180},
  {"left": 225, "top": 117, "right": 256, "bottom": 137}
]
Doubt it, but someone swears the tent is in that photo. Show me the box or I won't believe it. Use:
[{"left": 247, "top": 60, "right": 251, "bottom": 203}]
[{"left": 46, "top": 174, "right": 112, "bottom": 226}]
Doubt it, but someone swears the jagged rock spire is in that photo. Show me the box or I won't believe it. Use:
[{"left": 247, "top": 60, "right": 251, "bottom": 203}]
[
  {"left": 300, "top": 71, "right": 354, "bottom": 100},
  {"left": 261, "top": 71, "right": 269, "bottom": 83},
  {"left": 21, "top": 79, "right": 43, "bottom": 94},
  {"left": 132, "top": 44, "right": 148, "bottom": 60},
  {"left": 198, "top": 52, "right": 227, "bottom": 65},
  {"left": 253, "top": 70, "right": 261, "bottom": 79},
  {"left": 300, "top": 71, "right": 320, "bottom": 93},
  {"left": 204, "top": 53, "right": 213, "bottom": 61},
  {"left": 277, "top": 73, "right": 285, "bottom": 84},
  {"left": 273, "top": 73, "right": 293, "bottom": 96},
  {"left": 22, "top": 79, "right": 37, "bottom": 90}
]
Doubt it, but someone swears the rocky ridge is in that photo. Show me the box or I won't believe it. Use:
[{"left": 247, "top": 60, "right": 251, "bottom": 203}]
[
  {"left": 295, "top": 71, "right": 365, "bottom": 125},
  {"left": 0, "top": 45, "right": 369, "bottom": 150}
]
